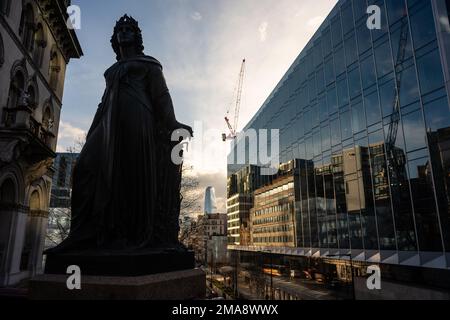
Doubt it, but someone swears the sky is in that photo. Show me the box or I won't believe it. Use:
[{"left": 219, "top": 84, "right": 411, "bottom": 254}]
[{"left": 59, "top": 0, "right": 338, "bottom": 213}]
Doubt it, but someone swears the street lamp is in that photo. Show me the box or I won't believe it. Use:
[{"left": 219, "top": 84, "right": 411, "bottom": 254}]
[{"left": 326, "top": 253, "right": 355, "bottom": 300}]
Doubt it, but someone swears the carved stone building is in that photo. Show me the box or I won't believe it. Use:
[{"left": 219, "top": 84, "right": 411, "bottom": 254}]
[{"left": 0, "top": 0, "right": 82, "bottom": 286}]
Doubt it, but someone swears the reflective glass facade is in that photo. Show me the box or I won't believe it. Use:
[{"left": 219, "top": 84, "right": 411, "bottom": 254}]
[{"left": 228, "top": 0, "right": 450, "bottom": 268}]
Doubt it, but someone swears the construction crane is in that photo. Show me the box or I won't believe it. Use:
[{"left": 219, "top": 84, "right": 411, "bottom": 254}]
[
  {"left": 222, "top": 59, "right": 246, "bottom": 142},
  {"left": 385, "top": 15, "right": 409, "bottom": 182}
]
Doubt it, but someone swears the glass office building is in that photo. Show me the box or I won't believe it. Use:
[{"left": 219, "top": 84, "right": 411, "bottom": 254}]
[{"left": 228, "top": 0, "right": 450, "bottom": 272}]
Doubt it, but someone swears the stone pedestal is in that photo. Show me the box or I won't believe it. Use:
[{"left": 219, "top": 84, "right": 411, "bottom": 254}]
[
  {"left": 44, "top": 249, "right": 195, "bottom": 277},
  {"left": 29, "top": 268, "right": 206, "bottom": 300}
]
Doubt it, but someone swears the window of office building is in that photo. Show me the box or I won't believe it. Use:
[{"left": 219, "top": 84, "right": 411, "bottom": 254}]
[
  {"left": 356, "top": 20, "right": 372, "bottom": 55},
  {"left": 345, "top": 32, "right": 358, "bottom": 66},
  {"left": 360, "top": 55, "right": 376, "bottom": 89},
  {"left": 409, "top": 1, "right": 437, "bottom": 49},
  {"left": 386, "top": 0, "right": 407, "bottom": 25},
  {"left": 229, "top": 0, "right": 450, "bottom": 257},
  {"left": 374, "top": 40, "right": 394, "bottom": 79},
  {"left": 423, "top": 95, "right": 450, "bottom": 250},
  {"left": 416, "top": 48, "right": 445, "bottom": 96}
]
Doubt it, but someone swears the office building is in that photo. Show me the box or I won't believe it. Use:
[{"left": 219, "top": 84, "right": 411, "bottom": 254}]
[{"left": 228, "top": 0, "right": 450, "bottom": 298}]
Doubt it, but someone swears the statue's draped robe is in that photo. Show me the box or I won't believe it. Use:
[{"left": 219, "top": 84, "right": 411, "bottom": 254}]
[{"left": 51, "top": 56, "right": 181, "bottom": 252}]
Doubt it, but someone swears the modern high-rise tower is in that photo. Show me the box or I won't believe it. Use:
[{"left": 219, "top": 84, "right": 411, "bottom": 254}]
[
  {"left": 228, "top": 0, "right": 450, "bottom": 299},
  {"left": 204, "top": 186, "right": 218, "bottom": 214}
]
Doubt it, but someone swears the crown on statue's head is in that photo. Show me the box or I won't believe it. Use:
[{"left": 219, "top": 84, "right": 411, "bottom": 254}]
[{"left": 115, "top": 14, "right": 139, "bottom": 29}]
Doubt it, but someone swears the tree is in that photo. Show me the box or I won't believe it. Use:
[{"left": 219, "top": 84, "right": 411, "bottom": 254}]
[
  {"left": 46, "top": 208, "right": 71, "bottom": 248},
  {"left": 180, "top": 165, "right": 202, "bottom": 219},
  {"left": 65, "top": 133, "right": 86, "bottom": 154},
  {"left": 45, "top": 135, "right": 85, "bottom": 249}
]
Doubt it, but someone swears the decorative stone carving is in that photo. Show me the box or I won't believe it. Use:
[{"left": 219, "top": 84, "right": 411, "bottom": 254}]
[{"left": 25, "top": 158, "right": 53, "bottom": 185}]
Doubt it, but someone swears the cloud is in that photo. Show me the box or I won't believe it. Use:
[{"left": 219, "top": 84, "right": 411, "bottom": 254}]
[
  {"left": 58, "top": 121, "right": 86, "bottom": 140},
  {"left": 258, "top": 21, "right": 268, "bottom": 42},
  {"left": 56, "top": 121, "right": 86, "bottom": 152},
  {"left": 148, "top": 0, "right": 338, "bottom": 204},
  {"left": 190, "top": 11, "right": 202, "bottom": 21}
]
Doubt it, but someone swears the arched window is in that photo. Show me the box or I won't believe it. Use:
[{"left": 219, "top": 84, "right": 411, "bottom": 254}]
[
  {"left": 49, "top": 47, "right": 61, "bottom": 92},
  {"left": 0, "top": 178, "right": 16, "bottom": 268},
  {"left": 26, "top": 84, "right": 37, "bottom": 110},
  {"left": 20, "top": 190, "right": 40, "bottom": 271},
  {"left": 26, "top": 76, "right": 39, "bottom": 111},
  {"left": 0, "top": 0, "right": 12, "bottom": 16},
  {"left": 4, "top": 70, "right": 26, "bottom": 126},
  {"left": 33, "top": 23, "right": 46, "bottom": 67},
  {"left": 29, "top": 190, "right": 39, "bottom": 210},
  {"left": 7, "top": 71, "right": 25, "bottom": 110},
  {"left": 19, "top": 3, "right": 35, "bottom": 52},
  {"left": 0, "top": 178, "right": 16, "bottom": 204}
]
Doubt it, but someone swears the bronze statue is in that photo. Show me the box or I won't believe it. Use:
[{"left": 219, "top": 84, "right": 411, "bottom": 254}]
[{"left": 46, "top": 15, "right": 193, "bottom": 255}]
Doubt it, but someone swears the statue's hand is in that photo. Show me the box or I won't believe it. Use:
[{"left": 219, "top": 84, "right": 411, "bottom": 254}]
[{"left": 173, "top": 122, "right": 194, "bottom": 138}]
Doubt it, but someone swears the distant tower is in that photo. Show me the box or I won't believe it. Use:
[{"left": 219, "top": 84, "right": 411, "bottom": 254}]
[{"left": 204, "top": 187, "right": 218, "bottom": 214}]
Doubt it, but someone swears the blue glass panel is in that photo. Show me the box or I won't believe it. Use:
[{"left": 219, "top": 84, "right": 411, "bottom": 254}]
[
  {"left": 345, "top": 33, "right": 358, "bottom": 66},
  {"left": 352, "top": 0, "right": 367, "bottom": 21},
  {"left": 374, "top": 40, "right": 393, "bottom": 78},
  {"left": 352, "top": 101, "right": 366, "bottom": 133},
  {"left": 337, "top": 77, "right": 349, "bottom": 107},
  {"left": 356, "top": 21, "right": 371, "bottom": 54},
  {"left": 319, "top": 95, "right": 328, "bottom": 122},
  {"left": 331, "top": 117, "right": 341, "bottom": 146},
  {"left": 408, "top": 157, "right": 443, "bottom": 251},
  {"left": 360, "top": 55, "right": 376, "bottom": 89},
  {"left": 402, "top": 109, "right": 427, "bottom": 152},
  {"left": 334, "top": 46, "right": 346, "bottom": 76},
  {"left": 365, "top": 90, "right": 382, "bottom": 125},
  {"left": 340, "top": 110, "right": 352, "bottom": 140},
  {"left": 386, "top": 0, "right": 407, "bottom": 25},
  {"left": 327, "top": 86, "right": 338, "bottom": 114},
  {"left": 324, "top": 57, "right": 335, "bottom": 85},
  {"left": 399, "top": 64, "right": 420, "bottom": 107},
  {"left": 342, "top": 2, "right": 354, "bottom": 35},
  {"left": 322, "top": 27, "right": 332, "bottom": 57},
  {"left": 331, "top": 14, "right": 343, "bottom": 47},
  {"left": 409, "top": 1, "right": 437, "bottom": 49},
  {"left": 379, "top": 78, "right": 396, "bottom": 117},
  {"left": 321, "top": 124, "right": 331, "bottom": 151},
  {"left": 348, "top": 66, "right": 361, "bottom": 98},
  {"left": 423, "top": 96, "right": 450, "bottom": 132},
  {"left": 416, "top": 49, "right": 445, "bottom": 95}
]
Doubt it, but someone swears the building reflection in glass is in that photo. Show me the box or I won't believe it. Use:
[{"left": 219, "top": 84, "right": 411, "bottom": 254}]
[{"left": 227, "top": 0, "right": 450, "bottom": 269}]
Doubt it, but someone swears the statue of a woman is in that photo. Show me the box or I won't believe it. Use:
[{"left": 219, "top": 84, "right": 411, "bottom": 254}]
[{"left": 47, "top": 15, "right": 193, "bottom": 253}]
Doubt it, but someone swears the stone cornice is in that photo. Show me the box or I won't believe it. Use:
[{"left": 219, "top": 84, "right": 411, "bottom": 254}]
[
  {"left": 30, "top": 209, "right": 49, "bottom": 217},
  {"left": 36, "top": 0, "right": 83, "bottom": 63}
]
